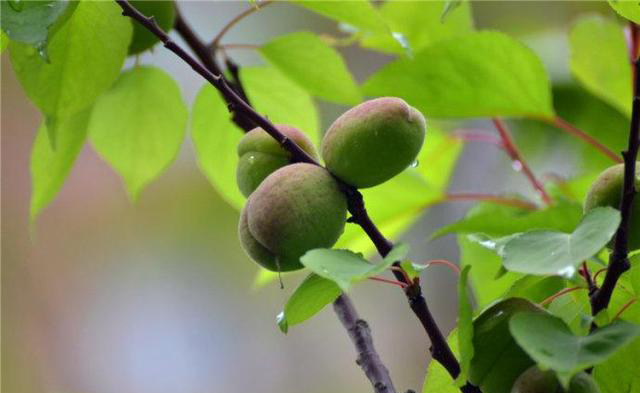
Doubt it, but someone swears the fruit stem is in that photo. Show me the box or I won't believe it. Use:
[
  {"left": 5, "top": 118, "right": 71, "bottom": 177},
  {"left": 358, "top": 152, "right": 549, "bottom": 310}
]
[
  {"left": 368, "top": 276, "right": 409, "bottom": 289},
  {"left": 492, "top": 118, "right": 553, "bottom": 206}
]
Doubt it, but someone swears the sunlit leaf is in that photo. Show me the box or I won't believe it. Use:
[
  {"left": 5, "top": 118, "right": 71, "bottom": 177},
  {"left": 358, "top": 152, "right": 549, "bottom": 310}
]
[
  {"left": 9, "top": 1, "right": 131, "bottom": 133},
  {"left": 569, "top": 14, "right": 631, "bottom": 116},
  {"left": 501, "top": 207, "right": 621, "bottom": 277},
  {"left": 277, "top": 273, "right": 341, "bottom": 333},
  {"left": 30, "top": 108, "right": 91, "bottom": 220},
  {"left": 300, "top": 243, "right": 409, "bottom": 291},
  {"left": 89, "top": 66, "right": 187, "bottom": 199},
  {"left": 608, "top": 0, "right": 640, "bottom": 24},
  {"left": 292, "top": 0, "right": 388, "bottom": 33},
  {"left": 260, "top": 31, "right": 361, "bottom": 105},
  {"left": 360, "top": 0, "right": 473, "bottom": 55},
  {"left": 510, "top": 312, "right": 640, "bottom": 386},
  {"left": 422, "top": 330, "right": 460, "bottom": 393},
  {"left": 363, "top": 31, "right": 554, "bottom": 118}
]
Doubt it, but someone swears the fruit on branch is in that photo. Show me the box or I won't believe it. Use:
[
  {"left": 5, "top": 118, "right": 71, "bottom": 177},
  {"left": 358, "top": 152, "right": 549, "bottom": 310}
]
[
  {"left": 238, "top": 163, "right": 347, "bottom": 272},
  {"left": 236, "top": 125, "right": 318, "bottom": 197},
  {"left": 584, "top": 162, "right": 640, "bottom": 251},
  {"left": 128, "top": 1, "right": 176, "bottom": 55},
  {"left": 321, "top": 97, "right": 426, "bottom": 188},
  {"left": 470, "top": 298, "right": 544, "bottom": 393},
  {"left": 511, "top": 366, "right": 601, "bottom": 393}
]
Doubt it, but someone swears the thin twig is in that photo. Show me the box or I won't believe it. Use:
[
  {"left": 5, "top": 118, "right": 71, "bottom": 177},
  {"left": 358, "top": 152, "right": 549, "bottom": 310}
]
[
  {"left": 219, "top": 43, "right": 261, "bottom": 51},
  {"left": 540, "top": 287, "right": 585, "bottom": 307},
  {"left": 613, "top": 297, "right": 638, "bottom": 320},
  {"left": 549, "top": 117, "right": 622, "bottom": 163},
  {"left": 209, "top": 0, "right": 273, "bottom": 49},
  {"left": 590, "top": 57, "right": 640, "bottom": 316},
  {"left": 115, "top": 2, "right": 477, "bottom": 391},
  {"left": 368, "top": 276, "right": 409, "bottom": 289},
  {"left": 492, "top": 118, "right": 553, "bottom": 205},
  {"left": 440, "top": 193, "right": 538, "bottom": 210},
  {"left": 333, "top": 295, "right": 397, "bottom": 393}
]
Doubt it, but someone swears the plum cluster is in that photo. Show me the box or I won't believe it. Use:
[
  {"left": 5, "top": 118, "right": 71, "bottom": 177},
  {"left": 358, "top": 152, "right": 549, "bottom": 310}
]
[{"left": 236, "top": 97, "right": 426, "bottom": 271}]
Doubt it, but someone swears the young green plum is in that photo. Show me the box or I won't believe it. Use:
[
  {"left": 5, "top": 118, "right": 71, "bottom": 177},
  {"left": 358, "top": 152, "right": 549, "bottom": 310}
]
[
  {"left": 128, "top": 1, "right": 176, "bottom": 55},
  {"left": 238, "top": 163, "right": 347, "bottom": 272},
  {"left": 511, "top": 366, "right": 601, "bottom": 393},
  {"left": 236, "top": 125, "right": 317, "bottom": 197},
  {"left": 584, "top": 162, "right": 640, "bottom": 251},
  {"left": 321, "top": 97, "right": 426, "bottom": 188}
]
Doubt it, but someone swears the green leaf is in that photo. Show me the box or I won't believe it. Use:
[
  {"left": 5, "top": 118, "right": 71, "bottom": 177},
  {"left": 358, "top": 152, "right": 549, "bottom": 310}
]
[
  {"left": 433, "top": 201, "right": 583, "bottom": 239},
  {"left": 608, "top": 0, "right": 640, "bottom": 24},
  {"left": 470, "top": 298, "right": 541, "bottom": 393},
  {"left": 569, "top": 14, "right": 631, "bottom": 117},
  {"left": 510, "top": 312, "right": 640, "bottom": 385},
  {"left": 547, "top": 289, "right": 592, "bottom": 336},
  {"left": 456, "top": 265, "right": 474, "bottom": 386},
  {"left": 300, "top": 243, "right": 409, "bottom": 291},
  {"left": 0, "top": 0, "right": 72, "bottom": 50},
  {"left": 400, "top": 260, "right": 428, "bottom": 281},
  {"left": 89, "top": 66, "right": 187, "bottom": 199},
  {"left": 501, "top": 207, "right": 621, "bottom": 277},
  {"left": 277, "top": 273, "right": 341, "bottom": 333},
  {"left": 422, "top": 329, "right": 460, "bottom": 393},
  {"left": 292, "top": 0, "right": 388, "bottom": 33},
  {"left": 504, "top": 275, "right": 566, "bottom": 304},
  {"left": 30, "top": 107, "right": 91, "bottom": 220},
  {"left": 9, "top": 1, "right": 132, "bottom": 123},
  {"left": 363, "top": 31, "right": 554, "bottom": 118},
  {"left": 1, "top": 30, "right": 8, "bottom": 53},
  {"left": 191, "top": 66, "right": 319, "bottom": 211},
  {"left": 260, "top": 31, "right": 361, "bottom": 105},
  {"left": 360, "top": 0, "right": 474, "bottom": 55}
]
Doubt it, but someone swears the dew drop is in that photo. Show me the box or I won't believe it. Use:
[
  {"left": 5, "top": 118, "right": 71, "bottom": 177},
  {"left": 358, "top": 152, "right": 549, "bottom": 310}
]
[
  {"left": 410, "top": 160, "right": 419, "bottom": 168},
  {"left": 248, "top": 154, "right": 256, "bottom": 164},
  {"left": 512, "top": 160, "right": 523, "bottom": 171}
]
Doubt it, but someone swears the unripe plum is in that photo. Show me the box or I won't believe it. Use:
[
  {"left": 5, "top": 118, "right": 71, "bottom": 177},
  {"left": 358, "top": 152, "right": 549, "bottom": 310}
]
[
  {"left": 128, "top": 1, "right": 176, "bottom": 55},
  {"left": 236, "top": 125, "right": 317, "bottom": 197},
  {"left": 584, "top": 162, "right": 640, "bottom": 251},
  {"left": 321, "top": 97, "right": 426, "bottom": 188},
  {"left": 238, "top": 163, "right": 347, "bottom": 272},
  {"left": 511, "top": 366, "right": 600, "bottom": 393}
]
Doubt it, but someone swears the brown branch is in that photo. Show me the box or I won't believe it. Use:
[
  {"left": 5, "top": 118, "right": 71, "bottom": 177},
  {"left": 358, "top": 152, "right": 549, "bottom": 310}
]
[
  {"left": 333, "top": 295, "right": 397, "bottom": 393},
  {"left": 590, "top": 57, "right": 640, "bottom": 316},
  {"left": 115, "top": 2, "right": 478, "bottom": 391},
  {"left": 492, "top": 118, "right": 553, "bottom": 205}
]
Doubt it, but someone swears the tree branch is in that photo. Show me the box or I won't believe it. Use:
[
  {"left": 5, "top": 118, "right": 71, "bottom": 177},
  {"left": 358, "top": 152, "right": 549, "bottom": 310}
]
[
  {"left": 115, "top": 2, "right": 478, "bottom": 391},
  {"left": 333, "top": 295, "right": 397, "bottom": 393},
  {"left": 590, "top": 57, "right": 640, "bottom": 315}
]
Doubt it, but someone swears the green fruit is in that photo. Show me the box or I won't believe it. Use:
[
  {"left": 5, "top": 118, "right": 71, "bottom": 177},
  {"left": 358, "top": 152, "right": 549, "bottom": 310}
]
[
  {"left": 321, "top": 97, "right": 426, "bottom": 188},
  {"left": 584, "top": 162, "right": 640, "bottom": 251},
  {"left": 236, "top": 125, "right": 317, "bottom": 197},
  {"left": 238, "top": 163, "right": 347, "bottom": 272},
  {"left": 470, "top": 298, "right": 544, "bottom": 393},
  {"left": 128, "top": 1, "right": 176, "bottom": 55},
  {"left": 511, "top": 366, "right": 601, "bottom": 393}
]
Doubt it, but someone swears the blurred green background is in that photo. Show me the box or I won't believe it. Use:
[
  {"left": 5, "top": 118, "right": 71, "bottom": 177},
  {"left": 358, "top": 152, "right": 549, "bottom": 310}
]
[{"left": 1, "top": 1, "right": 621, "bottom": 393}]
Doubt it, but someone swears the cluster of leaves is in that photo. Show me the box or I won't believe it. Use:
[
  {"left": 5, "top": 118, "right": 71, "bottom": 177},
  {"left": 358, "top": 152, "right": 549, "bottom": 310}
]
[{"left": 2, "top": 1, "right": 640, "bottom": 393}]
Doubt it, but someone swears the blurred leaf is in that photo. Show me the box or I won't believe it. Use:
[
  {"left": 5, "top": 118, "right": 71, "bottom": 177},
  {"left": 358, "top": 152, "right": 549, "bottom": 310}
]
[
  {"left": 456, "top": 265, "right": 474, "bottom": 386},
  {"left": 30, "top": 108, "right": 91, "bottom": 220},
  {"left": 242, "top": 66, "right": 320, "bottom": 144},
  {"left": 89, "top": 66, "right": 187, "bottom": 199},
  {"left": 360, "top": 0, "right": 473, "bottom": 55},
  {"left": 300, "top": 243, "right": 409, "bottom": 291},
  {"left": 277, "top": 273, "right": 341, "bottom": 333},
  {"left": 9, "top": 1, "right": 131, "bottom": 131},
  {"left": 0, "top": 0, "right": 71, "bottom": 49},
  {"left": 547, "top": 288, "right": 592, "bottom": 336},
  {"left": 433, "top": 201, "right": 583, "bottom": 239},
  {"left": 260, "top": 31, "right": 361, "bottom": 105},
  {"left": 422, "top": 330, "right": 460, "bottom": 393},
  {"left": 292, "top": 0, "right": 388, "bottom": 33},
  {"left": 501, "top": 207, "right": 621, "bottom": 276},
  {"left": 608, "top": 0, "right": 640, "bottom": 24},
  {"left": 441, "top": 1, "right": 463, "bottom": 22},
  {"left": 1, "top": 30, "right": 8, "bottom": 52},
  {"left": 470, "top": 298, "right": 540, "bottom": 393},
  {"left": 510, "top": 312, "right": 640, "bottom": 386},
  {"left": 192, "top": 66, "right": 319, "bottom": 211},
  {"left": 128, "top": 0, "right": 175, "bottom": 55},
  {"left": 191, "top": 84, "right": 244, "bottom": 210},
  {"left": 363, "top": 31, "right": 554, "bottom": 118},
  {"left": 458, "top": 235, "right": 522, "bottom": 308},
  {"left": 335, "top": 128, "right": 462, "bottom": 255},
  {"left": 505, "top": 275, "right": 566, "bottom": 304},
  {"left": 569, "top": 14, "right": 631, "bottom": 117}
]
